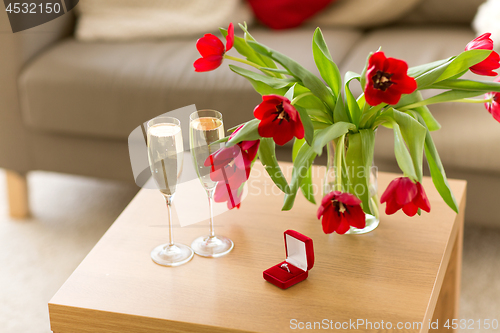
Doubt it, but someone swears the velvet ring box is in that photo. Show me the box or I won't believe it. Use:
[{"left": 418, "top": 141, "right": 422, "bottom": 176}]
[{"left": 263, "top": 230, "right": 314, "bottom": 289}]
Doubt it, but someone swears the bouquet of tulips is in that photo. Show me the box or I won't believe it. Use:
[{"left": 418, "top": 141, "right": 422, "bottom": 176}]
[{"left": 194, "top": 23, "right": 500, "bottom": 234}]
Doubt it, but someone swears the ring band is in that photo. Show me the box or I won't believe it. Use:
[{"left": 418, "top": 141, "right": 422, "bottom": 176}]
[{"left": 281, "top": 263, "right": 291, "bottom": 273}]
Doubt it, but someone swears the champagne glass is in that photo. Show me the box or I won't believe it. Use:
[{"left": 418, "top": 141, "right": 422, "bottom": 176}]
[
  {"left": 147, "top": 116, "right": 194, "bottom": 266},
  {"left": 189, "top": 110, "right": 234, "bottom": 257}
]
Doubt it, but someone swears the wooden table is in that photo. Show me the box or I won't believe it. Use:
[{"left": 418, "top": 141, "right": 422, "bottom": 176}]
[{"left": 49, "top": 162, "right": 466, "bottom": 333}]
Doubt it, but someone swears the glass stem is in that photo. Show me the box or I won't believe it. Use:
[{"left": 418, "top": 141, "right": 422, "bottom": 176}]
[
  {"left": 165, "top": 196, "right": 174, "bottom": 246},
  {"left": 207, "top": 189, "right": 215, "bottom": 238}
]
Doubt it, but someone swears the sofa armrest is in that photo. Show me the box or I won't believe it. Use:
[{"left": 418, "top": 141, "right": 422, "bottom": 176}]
[{"left": 0, "top": 10, "right": 74, "bottom": 172}]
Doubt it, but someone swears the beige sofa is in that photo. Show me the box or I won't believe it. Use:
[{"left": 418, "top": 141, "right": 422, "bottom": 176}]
[{"left": 1, "top": 0, "right": 499, "bottom": 226}]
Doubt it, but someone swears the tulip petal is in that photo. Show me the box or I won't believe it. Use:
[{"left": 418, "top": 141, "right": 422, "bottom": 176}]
[
  {"left": 322, "top": 206, "right": 340, "bottom": 234},
  {"left": 415, "top": 183, "right": 431, "bottom": 213},
  {"left": 381, "top": 178, "right": 399, "bottom": 203},
  {"left": 347, "top": 205, "right": 366, "bottom": 229},
  {"left": 336, "top": 217, "right": 351, "bottom": 234},
  {"left": 337, "top": 192, "right": 362, "bottom": 206},
  {"left": 395, "top": 178, "right": 418, "bottom": 206},
  {"left": 317, "top": 204, "right": 325, "bottom": 220},
  {"left": 253, "top": 100, "right": 278, "bottom": 119},
  {"left": 369, "top": 51, "right": 387, "bottom": 70},
  {"left": 321, "top": 191, "right": 337, "bottom": 206},
  {"left": 226, "top": 23, "right": 234, "bottom": 51},
  {"left": 196, "top": 34, "right": 225, "bottom": 58},
  {"left": 402, "top": 201, "right": 419, "bottom": 217},
  {"left": 466, "top": 33, "right": 493, "bottom": 51},
  {"left": 194, "top": 56, "right": 223, "bottom": 72},
  {"left": 292, "top": 120, "right": 305, "bottom": 140},
  {"left": 385, "top": 198, "right": 401, "bottom": 215}
]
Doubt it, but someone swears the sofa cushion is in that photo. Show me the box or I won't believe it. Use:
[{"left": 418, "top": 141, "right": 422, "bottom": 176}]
[
  {"left": 19, "top": 28, "right": 362, "bottom": 140},
  {"left": 307, "top": 0, "right": 421, "bottom": 29},
  {"left": 401, "top": 0, "right": 484, "bottom": 25},
  {"left": 341, "top": 27, "right": 500, "bottom": 175},
  {"left": 75, "top": 0, "right": 252, "bottom": 41}
]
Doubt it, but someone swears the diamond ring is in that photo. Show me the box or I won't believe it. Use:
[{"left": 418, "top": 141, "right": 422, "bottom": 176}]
[{"left": 281, "top": 263, "right": 291, "bottom": 273}]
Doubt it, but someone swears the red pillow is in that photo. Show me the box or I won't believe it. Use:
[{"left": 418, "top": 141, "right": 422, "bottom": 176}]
[{"left": 247, "top": 0, "right": 335, "bottom": 30}]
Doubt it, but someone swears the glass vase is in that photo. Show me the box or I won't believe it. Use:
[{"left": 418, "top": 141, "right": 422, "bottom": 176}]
[{"left": 323, "top": 133, "right": 380, "bottom": 234}]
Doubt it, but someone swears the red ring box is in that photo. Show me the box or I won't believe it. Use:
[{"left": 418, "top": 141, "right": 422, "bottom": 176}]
[{"left": 263, "top": 230, "right": 314, "bottom": 289}]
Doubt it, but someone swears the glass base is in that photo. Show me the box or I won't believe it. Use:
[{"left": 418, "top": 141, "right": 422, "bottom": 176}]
[
  {"left": 345, "top": 214, "right": 380, "bottom": 235},
  {"left": 151, "top": 243, "right": 194, "bottom": 266},
  {"left": 191, "top": 235, "right": 234, "bottom": 258}
]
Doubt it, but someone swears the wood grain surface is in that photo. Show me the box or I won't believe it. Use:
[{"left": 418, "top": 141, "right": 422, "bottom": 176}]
[{"left": 49, "top": 162, "right": 466, "bottom": 333}]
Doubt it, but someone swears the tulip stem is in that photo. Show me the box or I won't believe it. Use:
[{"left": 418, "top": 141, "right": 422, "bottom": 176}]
[
  {"left": 224, "top": 55, "right": 262, "bottom": 70},
  {"left": 455, "top": 97, "right": 493, "bottom": 104},
  {"left": 335, "top": 134, "right": 345, "bottom": 191},
  {"left": 291, "top": 92, "right": 314, "bottom": 105},
  {"left": 401, "top": 97, "right": 493, "bottom": 110}
]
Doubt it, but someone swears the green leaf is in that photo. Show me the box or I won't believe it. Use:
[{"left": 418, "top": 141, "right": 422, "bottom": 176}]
[
  {"left": 282, "top": 142, "right": 316, "bottom": 210},
  {"left": 221, "top": 27, "right": 280, "bottom": 76},
  {"left": 413, "top": 106, "right": 441, "bottom": 131},
  {"left": 400, "top": 89, "right": 485, "bottom": 110},
  {"left": 300, "top": 164, "right": 316, "bottom": 204},
  {"left": 413, "top": 113, "right": 459, "bottom": 213},
  {"left": 292, "top": 84, "right": 330, "bottom": 115},
  {"left": 312, "top": 122, "right": 356, "bottom": 155},
  {"left": 437, "top": 49, "right": 491, "bottom": 82},
  {"left": 344, "top": 131, "right": 375, "bottom": 214},
  {"left": 427, "top": 78, "right": 500, "bottom": 92},
  {"left": 394, "top": 91, "right": 441, "bottom": 131},
  {"left": 258, "top": 138, "right": 289, "bottom": 193},
  {"left": 210, "top": 136, "right": 230, "bottom": 145},
  {"left": 229, "top": 65, "right": 289, "bottom": 96},
  {"left": 227, "top": 124, "right": 241, "bottom": 133},
  {"left": 333, "top": 92, "right": 350, "bottom": 123},
  {"left": 357, "top": 94, "right": 366, "bottom": 111},
  {"left": 344, "top": 71, "right": 362, "bottom": 127},
  {"left": 295, "top": 105, "right": 314, "bottom": 146},
  {"left": 229, "top": 65, "right": 295, "bottom": 89},
  {"left": 381, "top": 114, "right": 418, "bottom": 180},
  {"left": 413, "top": 50, "right": 490, "bottom": 88},
  {"left": 392, "top": 110, "right": 426, "bottom": 182},
  {"left": 226, "top": 119, "right": 260, "bottom": 147},
  {"left": 408, "top": 57, "right": 452, "bottom": 78},
  {"left": 247, "top": 40, "right": 336, "bottom": 111},
  {"left": 312, "top": 28, "right": 342, "bottom": 98},
  {"left": 259, "top": 67, "right": 290, "bottom": 75},
  {"left": 292, "top": 138, "right": 316, "bottom": 204},
  {"left": 414, "top": 59, "right": 453, "bottom": 88},
  {"left": 307, "top": 108, "right": 332, "bottom": 124},
  {"left": 292, "top": 138, "right": 305, "bottom": 161},
  {"left": 312, "top": 121, "right": 331, "bottom": 129},
  {"left": 284, "top": 83, "right": 295, "bottom": 101},
  {"left": 359, "top": 52, "right": 374, "bottom": 91},
  {"left": 359, "top": 103, "right": 384, "bottom": 129},
  {"left": 446, "top": 69, "right": 468, "bottom": 81}
]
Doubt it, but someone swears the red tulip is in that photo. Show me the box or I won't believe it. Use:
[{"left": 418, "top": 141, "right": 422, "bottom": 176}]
[
  {"left": 380, "top": 177, "right": 431, "bottom": 217},
  {"left": 229, "top": 125, "right": 260, "bottom": 177},
  {"left": 204, "top": 145, "right": 248, "bottom": 186},
  {"left": 254, "top": 95, "right": 304, "bottom": 146},
  {"left": 465, "top": 33, "right": 500, "bottom": 77},
  {"left": 204, "top": 131, "right": 256, "bottom": 210},
  {"left": 364, "top": 51, "right": 417, "bottom": 106},
  {"left": 485, "top": 93, "right": 500, "bottom": 123},
  {"left": 214, "top": 180, "right": 242, "bottom": 210},
  {"left": 317, "top": 191, "right": 366, "bottom": 234},
  {"left": 194, "top": 23, "right": 234, "bottom": 72}
]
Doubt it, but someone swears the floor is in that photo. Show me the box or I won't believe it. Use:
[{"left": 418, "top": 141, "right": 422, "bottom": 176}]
[{"left": 0, "top": 169, "right": 499, "bottom": 332}]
